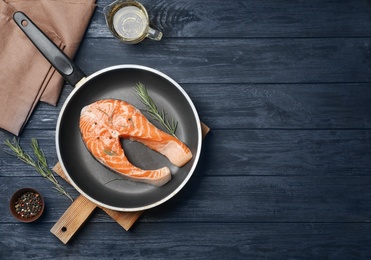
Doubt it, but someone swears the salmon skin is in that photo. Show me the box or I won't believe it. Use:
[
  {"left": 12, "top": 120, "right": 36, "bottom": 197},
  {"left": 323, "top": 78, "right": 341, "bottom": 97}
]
[{"left": 79, "top": 99, "right": 192, "bottom": 187}]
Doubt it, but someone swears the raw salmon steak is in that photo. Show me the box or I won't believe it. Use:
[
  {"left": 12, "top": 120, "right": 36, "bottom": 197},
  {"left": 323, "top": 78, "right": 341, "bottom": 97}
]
[{"left": 79, "top": 99, "right": 192, "bottom": 187}]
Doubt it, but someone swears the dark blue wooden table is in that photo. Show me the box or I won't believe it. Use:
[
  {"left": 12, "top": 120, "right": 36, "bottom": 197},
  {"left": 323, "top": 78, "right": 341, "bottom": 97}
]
[{"left": 1, "top": 0, "right": 371, "bottom": 258}]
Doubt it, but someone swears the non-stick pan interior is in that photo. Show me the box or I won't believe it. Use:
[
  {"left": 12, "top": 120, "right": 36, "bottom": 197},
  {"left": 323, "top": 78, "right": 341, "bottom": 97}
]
[{"left": 57, "top": 65, "right": 201, "bottom": 211}]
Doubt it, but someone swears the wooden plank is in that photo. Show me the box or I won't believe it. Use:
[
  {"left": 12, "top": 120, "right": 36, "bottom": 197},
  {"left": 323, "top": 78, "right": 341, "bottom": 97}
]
[
  {"left": 24, "top": 82, "right": 371, "bottom": 130},
  {"left": 190, "top": 83, "right": 371, "bottom": 129},
  {"left": 73, "top": 38, "right": 371, "bottom": 84},
  {"left": 147, "top": 175, "right": 371, "bottom": 223},
  {"left": 1, "top": 223, "right": 370, "bottom": 258},
  {"left": 50, "top": 195, "right": 96, "bottom": 244},
  {"left": 2, "top": 129, "right": 370, "bottom": 177},
  {"left": 2, "top": 175, "right": 371, "bottom": 223},
  {"left": 88, "top": 0, "right": 371, "bottom": 38},
  {"left": 197, "top": 129, "right": 371, "bottom": 177}
]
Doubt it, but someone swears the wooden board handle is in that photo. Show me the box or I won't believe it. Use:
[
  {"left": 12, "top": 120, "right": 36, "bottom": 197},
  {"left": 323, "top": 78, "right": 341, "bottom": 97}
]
[{"left": 50, "top": 195, "right": 96, "bottom": 244}]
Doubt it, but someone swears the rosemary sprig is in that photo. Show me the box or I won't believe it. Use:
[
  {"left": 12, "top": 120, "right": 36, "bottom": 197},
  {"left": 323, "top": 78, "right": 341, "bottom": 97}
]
[
  {"left": 4, "top": 137, "right": 73, "bottom": 202},
  {"left": 134, "top": 82, "right": 178, "bottom": 137}
]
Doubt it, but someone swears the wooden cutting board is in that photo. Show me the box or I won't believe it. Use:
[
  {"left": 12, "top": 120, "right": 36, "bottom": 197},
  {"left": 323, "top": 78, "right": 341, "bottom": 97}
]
[{"left": 51, "top": 122, "right": 210, "bottom": 244}]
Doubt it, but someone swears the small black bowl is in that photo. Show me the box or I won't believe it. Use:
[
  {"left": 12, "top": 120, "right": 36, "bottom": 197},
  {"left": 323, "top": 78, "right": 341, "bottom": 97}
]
[{"left": 9, "top": 188, "right": 45, "bottom": 223}]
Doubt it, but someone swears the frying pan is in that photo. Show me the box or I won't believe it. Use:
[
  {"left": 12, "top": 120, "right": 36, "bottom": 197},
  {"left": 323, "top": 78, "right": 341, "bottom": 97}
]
[{"left": 13, "top": 12, "right": 202, "bottom": 212}]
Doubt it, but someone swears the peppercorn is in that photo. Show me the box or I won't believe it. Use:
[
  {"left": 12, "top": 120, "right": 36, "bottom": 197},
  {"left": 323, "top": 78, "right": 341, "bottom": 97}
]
[{"left": 14, "top": 191, "right": 43, "bottom": 219}]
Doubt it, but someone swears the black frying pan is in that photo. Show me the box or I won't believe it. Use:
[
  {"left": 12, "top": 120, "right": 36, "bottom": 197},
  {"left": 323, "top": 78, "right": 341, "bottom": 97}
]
[{"left": 13, "top": 12, "right": 202, "bottom": 212}]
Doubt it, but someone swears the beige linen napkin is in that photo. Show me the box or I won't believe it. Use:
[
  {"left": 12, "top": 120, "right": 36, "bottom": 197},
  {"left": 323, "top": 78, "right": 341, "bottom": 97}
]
[{"left": 0, "top": 0, "right": 96, "bottom": 136}]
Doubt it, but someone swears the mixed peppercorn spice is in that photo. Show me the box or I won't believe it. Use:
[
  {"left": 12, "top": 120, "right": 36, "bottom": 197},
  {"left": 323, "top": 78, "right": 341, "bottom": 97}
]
[{"left": 14, "top": 191, "right": 43, "bottom": 218}]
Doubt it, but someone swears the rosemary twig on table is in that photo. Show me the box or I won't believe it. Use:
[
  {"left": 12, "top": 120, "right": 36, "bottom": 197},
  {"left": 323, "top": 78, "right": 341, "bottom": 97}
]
[
  {"left": 4, "top": 137, "right": 73, "bottom": 202},
  {"left": 134, "top": 82, "right": 178, "bottom": 137}
]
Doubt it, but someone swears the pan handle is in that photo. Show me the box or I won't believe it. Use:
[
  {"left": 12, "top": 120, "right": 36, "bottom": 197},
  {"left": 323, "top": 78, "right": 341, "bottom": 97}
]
[{"left": 13, "top": 11, "right": 86, "bottom": 87}]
